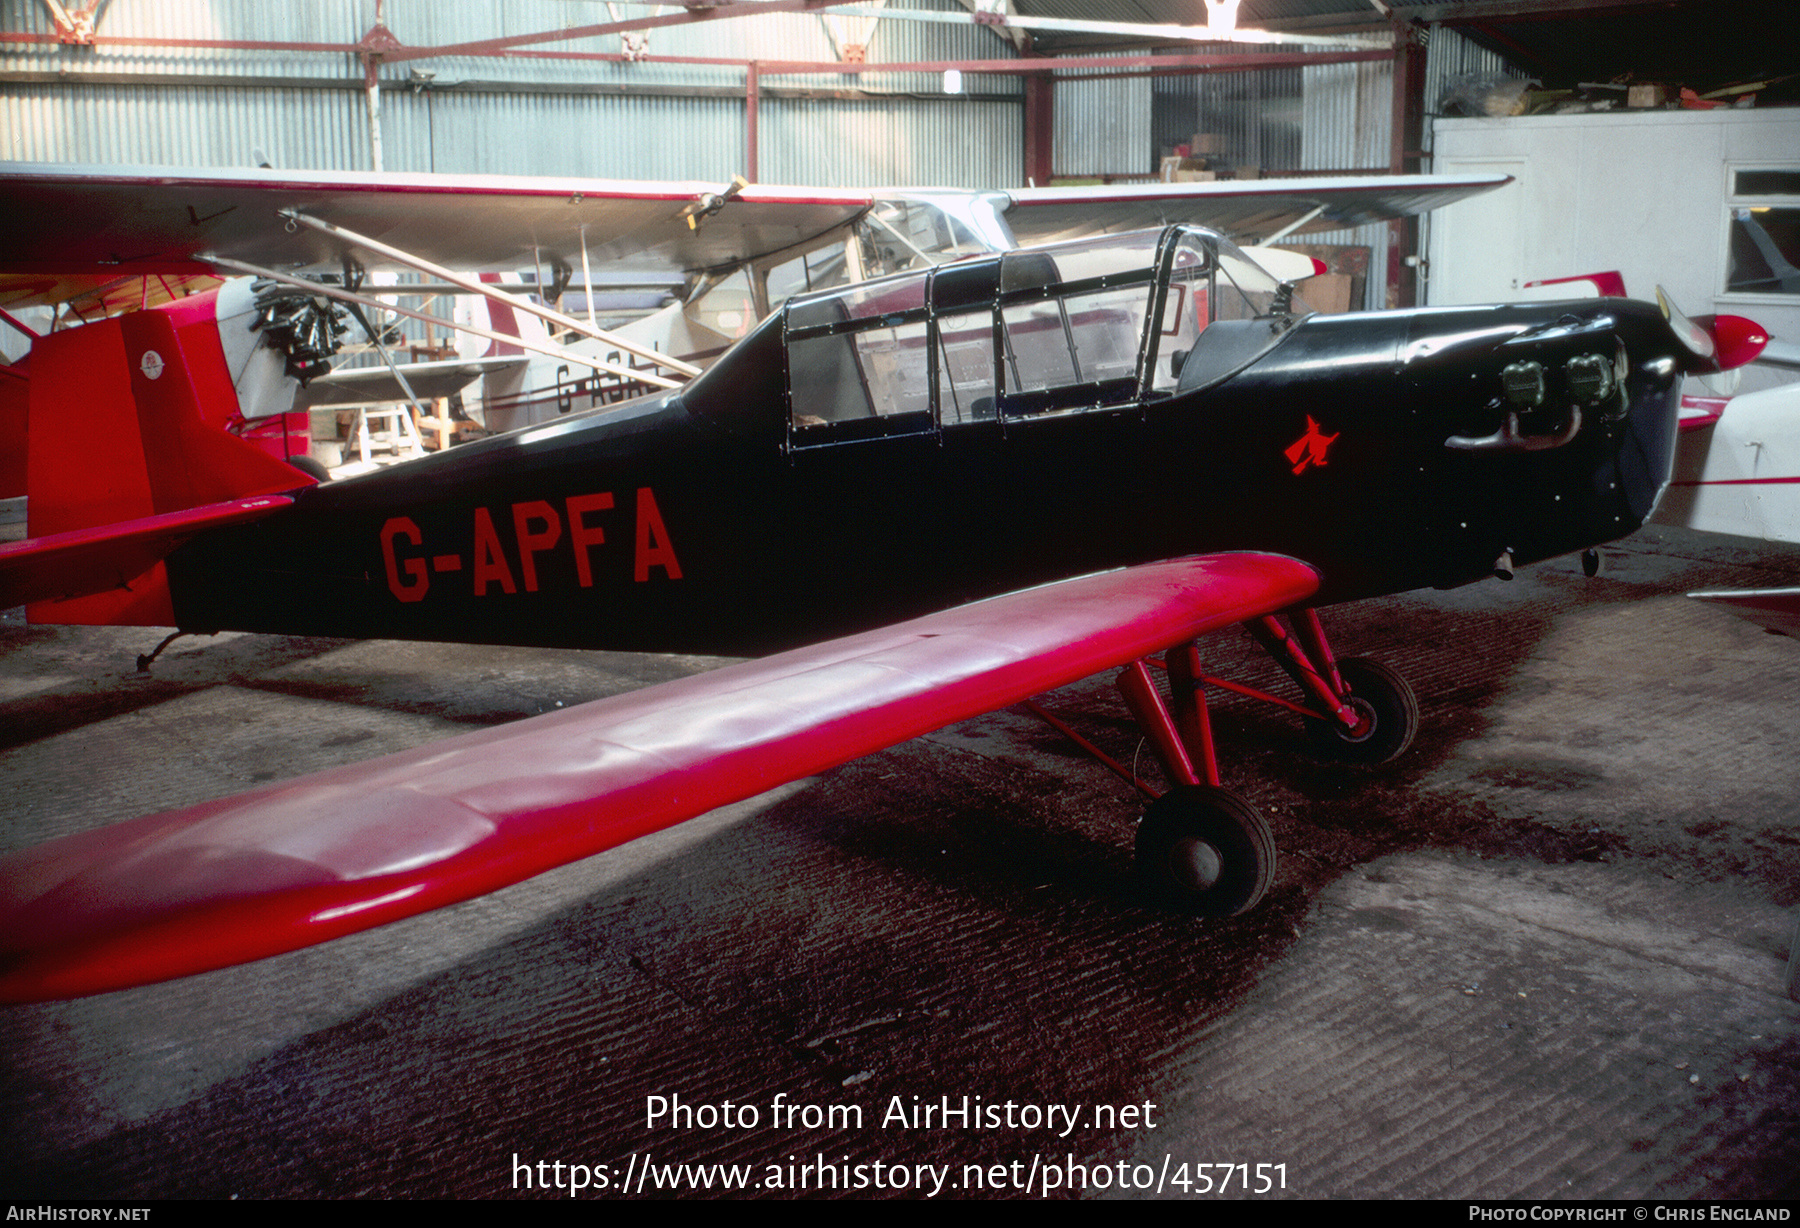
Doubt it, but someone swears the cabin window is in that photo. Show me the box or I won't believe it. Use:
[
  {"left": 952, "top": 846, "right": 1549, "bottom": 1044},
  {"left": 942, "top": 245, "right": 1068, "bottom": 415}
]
[
  {"left": 992, "top": 236, "right": 1157, "bottom": 418},
  {"left": 686, "top": 268, "right": 757, "bottom": 338},
  {"left": 765, "top": 242, "right": 852, "bottom": 312},
  {"left": 856, "top": 200, "right": 991, "bottom": 279},
  {"left": 937, "top": 311, "right": 998, "bottom": 424},
  {"left": 786, "top": 271, "right": 934, "bottom": 444}
]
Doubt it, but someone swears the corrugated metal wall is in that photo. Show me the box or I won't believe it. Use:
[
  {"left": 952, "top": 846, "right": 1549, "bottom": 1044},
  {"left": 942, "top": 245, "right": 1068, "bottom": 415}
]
[
  {"left": 1, "top": 2, "right": 1529, "bottom": 303},
  {"left": 1151, "top": 47, "right": 1306, "bottom": 177},
  {"left": 0, "top": 0, "right": 1023, "bottom": 185},
  {"left": 764, "top": 97, "right": 1022, "bottom": 188},
  {"left": 1420, "top": 22, "right": 1523, "bottom": 149},
  {"left": 1053, "top": 51, "right": 1152, "bottom": 180}
]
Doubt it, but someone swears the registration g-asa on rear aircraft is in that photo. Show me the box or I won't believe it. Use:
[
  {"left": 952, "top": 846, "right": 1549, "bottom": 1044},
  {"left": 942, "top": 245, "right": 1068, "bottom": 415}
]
[{"left": 0, "top": 222, "right": 1753, "bottom": 1001}]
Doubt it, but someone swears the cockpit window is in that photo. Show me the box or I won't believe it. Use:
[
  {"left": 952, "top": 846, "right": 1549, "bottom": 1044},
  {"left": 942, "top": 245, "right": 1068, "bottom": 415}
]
[
  {"left": 787, "top": 270, "right": 927, "bottom": 333},
  {"left": 1001, "top": 231, "right": 1163, "bottom": 292},
  {"left": 938, "top": 311, "right": 997, "bottom": 425},
  {"left": 994, "top": 233, "right": 1158, "bottom": 416},
  {"left": 1152, "top": 235, "right": 1213, "bottom": 392},
  {"left": 765, "top": 242, "right": 852, "bottom": 312},
  {"left": 1150, "top": 231, "right": 1313, "bottom": 394},
  {"left": 856, "top": 200, "right": 991, "bottom": 279},
  {"left": 1214, "top": 248, "right": 1313, "bottom": 322},
  {"left": 787, "top": 269, "right": 934, "bottom": 443},
  {"left": 783, "top": 224, "right": 1310, "bottom": 447}
]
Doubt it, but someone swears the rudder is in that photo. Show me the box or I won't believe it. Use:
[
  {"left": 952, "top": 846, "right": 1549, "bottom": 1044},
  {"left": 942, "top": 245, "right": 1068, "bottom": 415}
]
[{"left": 26, "top": 290, "right": 310, "bottom": 624}]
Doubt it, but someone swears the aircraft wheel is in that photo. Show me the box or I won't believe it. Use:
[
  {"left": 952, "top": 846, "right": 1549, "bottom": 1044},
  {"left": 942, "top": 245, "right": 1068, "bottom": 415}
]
[
  {"left": 1305, "top": 657, "right": 1418, "bottom": 766},
  {"left": 1135, "top": 786, "right": 1276, "bottom": 918},
  {"left": 288, "top": 455, "right": 331, "bottom": 482}
]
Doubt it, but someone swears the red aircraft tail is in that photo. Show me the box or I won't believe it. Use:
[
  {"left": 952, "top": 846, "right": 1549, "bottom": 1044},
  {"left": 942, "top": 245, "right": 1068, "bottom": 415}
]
[{"left": 22, "top": 290, "right": 311, "bottom": 624}]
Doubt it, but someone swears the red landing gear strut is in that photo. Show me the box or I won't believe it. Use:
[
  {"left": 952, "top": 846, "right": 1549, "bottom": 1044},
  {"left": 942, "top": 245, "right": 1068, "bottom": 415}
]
[{"left": 1028, "top": 609, "right": 1418, "bottom": 918}]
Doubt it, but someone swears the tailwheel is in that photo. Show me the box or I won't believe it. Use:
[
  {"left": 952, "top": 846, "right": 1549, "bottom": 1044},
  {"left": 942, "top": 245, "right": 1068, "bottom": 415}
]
[
  {"left": 1135, "top": 786, "right": 1276, "bottom": 917},
  {"left": 1304, "top": 656, "right": 1418, "bottom": 765}
]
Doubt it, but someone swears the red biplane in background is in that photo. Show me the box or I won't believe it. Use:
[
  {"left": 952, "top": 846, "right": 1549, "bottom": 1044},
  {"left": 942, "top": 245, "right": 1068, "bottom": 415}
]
[{"left": 0, "top": 165, "right": 1761, "bottom": 1003}]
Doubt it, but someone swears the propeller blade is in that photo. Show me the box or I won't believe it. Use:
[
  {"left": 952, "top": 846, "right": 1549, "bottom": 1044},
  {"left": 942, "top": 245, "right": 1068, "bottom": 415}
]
[{"left": 1656, "top": 285, "right": 1768, "bottom": 373}]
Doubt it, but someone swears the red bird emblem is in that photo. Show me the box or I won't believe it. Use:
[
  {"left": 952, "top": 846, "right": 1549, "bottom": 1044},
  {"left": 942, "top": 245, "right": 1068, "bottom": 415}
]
[{"left": 1284, "top": 416, "right": 1339, "bottom": 475}]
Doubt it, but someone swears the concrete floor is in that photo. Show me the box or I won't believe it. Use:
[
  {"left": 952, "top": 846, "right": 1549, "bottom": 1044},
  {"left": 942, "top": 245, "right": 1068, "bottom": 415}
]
[{"left": 2, "top": 525, "right": 1797, "bottom": 1199}]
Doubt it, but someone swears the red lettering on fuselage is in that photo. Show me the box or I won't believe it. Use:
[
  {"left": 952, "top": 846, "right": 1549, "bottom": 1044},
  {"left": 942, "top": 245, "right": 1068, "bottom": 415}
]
[
  {"left": 512, "top": 500, "right": 562, "bottom": 593},
  {"left": 471, "top": 507, "right": 517, "bottom": 595},
  {"left": 378, "top": 489, "right": 681, "bottom": 603},
  {"left": 380, "top": 517, "right": 428, "bottom": 603},
  {"left": 634, "top": 487, "right": 682, "bottom": 582},
  {"left": 566, "top": 491, "right": 615, "bottom": 587}
]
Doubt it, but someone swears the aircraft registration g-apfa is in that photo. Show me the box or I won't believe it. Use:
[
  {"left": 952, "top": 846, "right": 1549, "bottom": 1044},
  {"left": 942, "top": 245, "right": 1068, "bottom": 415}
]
[{"left": 0, "top": 165, "right": 1765, "bottom": 1004}]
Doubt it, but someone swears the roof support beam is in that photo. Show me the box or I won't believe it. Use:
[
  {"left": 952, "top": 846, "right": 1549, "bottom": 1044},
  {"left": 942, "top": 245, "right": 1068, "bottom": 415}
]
[{"left": 378, "top": 1, "right": 841, "bottom": 64}]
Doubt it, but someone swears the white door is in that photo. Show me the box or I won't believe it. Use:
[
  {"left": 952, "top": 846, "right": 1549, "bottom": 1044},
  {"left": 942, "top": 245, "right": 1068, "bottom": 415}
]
[{"left": 1426, "top": 157, "right": 1527, "bottom": 306}]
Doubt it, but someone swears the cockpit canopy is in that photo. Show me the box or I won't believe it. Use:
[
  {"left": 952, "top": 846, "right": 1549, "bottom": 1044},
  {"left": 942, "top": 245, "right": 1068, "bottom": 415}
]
[{"left": 780, "top": 224, "right": 1313, "bottom": 447}]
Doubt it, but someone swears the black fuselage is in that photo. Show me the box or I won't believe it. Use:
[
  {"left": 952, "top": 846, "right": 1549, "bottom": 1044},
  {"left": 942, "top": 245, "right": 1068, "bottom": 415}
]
[{"left": 168, "top": 233, "right": 1687, "bottom": 657}]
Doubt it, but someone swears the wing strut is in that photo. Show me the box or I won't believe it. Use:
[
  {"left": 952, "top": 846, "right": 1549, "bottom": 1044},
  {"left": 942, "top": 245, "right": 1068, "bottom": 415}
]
[{"left": 278, "top": 210, "right": 701, "bottom": 378}]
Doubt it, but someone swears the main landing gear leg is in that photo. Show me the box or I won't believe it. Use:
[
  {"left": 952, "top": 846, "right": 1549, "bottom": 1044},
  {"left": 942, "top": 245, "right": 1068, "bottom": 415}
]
[
  {"left": 1116, "top": 652, "right": 1276, "bottom": 917},
  {"left": 1025, "top": 612, "right": 1416, "bottom": 918},
  {"left": 1247, "top": 611, "right": 1418, "bottom": 766}
]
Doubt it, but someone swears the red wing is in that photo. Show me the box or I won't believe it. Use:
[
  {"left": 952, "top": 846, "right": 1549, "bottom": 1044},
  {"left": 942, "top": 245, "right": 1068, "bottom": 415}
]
[
  {"left": 0, "top": 552, "right": 1318, "bottom": 1002},
  {"left": 0, "top": 494, "right": 292, "bottom": 609}
]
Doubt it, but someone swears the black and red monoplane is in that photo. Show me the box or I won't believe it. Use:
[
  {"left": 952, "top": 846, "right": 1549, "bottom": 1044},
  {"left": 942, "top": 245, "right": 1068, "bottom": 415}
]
[{"left": 0, "top": 170, "right": 1764, "bottom": 1002}]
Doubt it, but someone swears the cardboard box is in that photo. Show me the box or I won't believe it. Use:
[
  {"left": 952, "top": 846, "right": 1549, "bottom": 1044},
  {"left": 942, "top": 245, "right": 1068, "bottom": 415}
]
[{"left": 1160, "top": 156, "right": 1215, "bottom": 183}]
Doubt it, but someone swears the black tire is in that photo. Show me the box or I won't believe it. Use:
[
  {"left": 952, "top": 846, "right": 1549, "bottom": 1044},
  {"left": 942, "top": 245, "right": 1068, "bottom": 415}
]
[
  {"left": 1135, "top": 786, "right": 1276, "bottom": 917},
  {"left": 288, "top": 454, "right": 331, "bottom": 482},
  {"left": 1305, "top": 656, "right": 1418, "bottom": 766}
]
